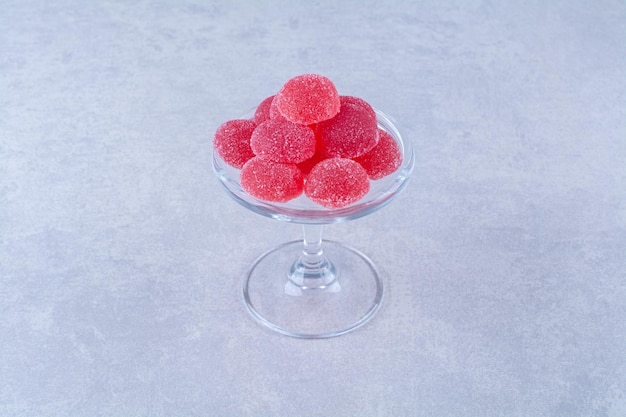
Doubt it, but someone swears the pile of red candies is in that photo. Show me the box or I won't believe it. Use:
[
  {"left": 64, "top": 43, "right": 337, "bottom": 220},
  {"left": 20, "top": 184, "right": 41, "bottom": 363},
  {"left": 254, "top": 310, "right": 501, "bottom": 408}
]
[{"left": 213, "top": 74, "right": 402, "bottom": 208}]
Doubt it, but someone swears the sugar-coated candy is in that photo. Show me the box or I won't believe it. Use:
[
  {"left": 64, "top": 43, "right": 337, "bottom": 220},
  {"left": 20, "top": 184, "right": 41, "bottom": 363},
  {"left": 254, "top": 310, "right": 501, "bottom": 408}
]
[
  {"left": 253, "top": 96, "right": 274, "bottom": 124},
  {"left": 274, "top": 74, "right": 340, "bottom": 125},
  {"left": 250, "top": 119, "right": 316, "bottom": 164},
  {"left": 240, "top": 157, "right": 304, "bottom": 203},
  {"left": 213, "top": 119, "right": 257, "bottom": 169},
  {"left": 268, "top": 96, "right": 286, "bottom": 121},
  {"left": 316, "top": 102, "right": 379, "bottom": 158},
  {"left": 340, "top": 95, "right": 376, "bottom": 120},
  {"left": 304, "top": 158, "right": 370, "bottom": 208},
  {"left": 214, "top": 74, "right": 404, "bottom": 207},
  {"left": 354, "top": 128, "right": 402, "bottom": 180}
]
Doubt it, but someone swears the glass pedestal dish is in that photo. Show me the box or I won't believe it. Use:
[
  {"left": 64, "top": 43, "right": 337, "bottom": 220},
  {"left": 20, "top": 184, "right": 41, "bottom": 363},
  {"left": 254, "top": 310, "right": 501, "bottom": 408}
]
[{"left": 213, "top": 108, "right": 414, "bottom": 338}]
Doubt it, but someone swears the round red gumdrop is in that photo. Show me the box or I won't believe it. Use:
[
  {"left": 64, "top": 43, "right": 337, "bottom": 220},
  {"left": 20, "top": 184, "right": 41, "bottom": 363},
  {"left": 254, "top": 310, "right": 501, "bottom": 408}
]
[
  {"left": 240, "top": 157, "right": 304, "bottom": 203},
  {"left": 274, "top": 74, "right": 340, "bottom": 125},
  {"left": 250, "top": 119, "right": 316, "bottom": 164},
  {"left": 304, "top": 158, "right": 370, "bottom": 208},
  {"left": 340, "top": 95, "right": 376, "bottom": 120},
  {"left": 268, "top": 96, "right": 287, "bottom": 121},
  {"left": 213, "top": 119, "right": 257, "bottom": 169},
  {"left": 253, "top": 95, "right": 274, "bottom": 124},
  {"left": 354, "top": 128, "right": 402, "bottom": 180},
  {"left": 316, "top": 102, "right": 379, "bottom": 159}
]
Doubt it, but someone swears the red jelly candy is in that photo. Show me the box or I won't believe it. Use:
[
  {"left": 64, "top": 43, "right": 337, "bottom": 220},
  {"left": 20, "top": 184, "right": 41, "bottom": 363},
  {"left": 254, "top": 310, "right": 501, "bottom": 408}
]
[
  {"left": 340, "top": 95, "right": 376, "bottom": 120},
  {"left": 354, "top": 128, "right": 402, "bottom": 180},
  {"left": 316, "top": 102, "right": 379, "bottom": 158},
  {"left": 250, "top": 119, "right": 316, "bottom": 164},
  {"left": 268, "top": 96, "right": 286, "bottom": 121},
  {"left": 274, "top": 74, "right": 340, "bottom": 125},
  {"left": 240, "top": 157, "right": 304, "bottom": 203},
  {"left": 253, "top": 95, "right": 274, "bottom": 124},
  {"left": 304, "top": 158, "right": 370, "bottom": 208},
  {"left": 213, "top": 119, "right": 257, "bottom": 169}
]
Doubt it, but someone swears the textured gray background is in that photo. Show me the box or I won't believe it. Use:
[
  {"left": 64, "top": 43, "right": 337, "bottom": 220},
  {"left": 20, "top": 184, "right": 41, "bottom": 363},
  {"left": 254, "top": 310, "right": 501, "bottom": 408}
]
[{"left": 1, "top": 1, "right": 625, "bottom": 416}]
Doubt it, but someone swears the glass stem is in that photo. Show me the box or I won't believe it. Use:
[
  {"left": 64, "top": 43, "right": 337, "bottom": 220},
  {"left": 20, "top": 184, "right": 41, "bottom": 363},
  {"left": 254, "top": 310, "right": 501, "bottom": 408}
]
[
  {"left": 301, "top": 224, "right": 325, "bottom": 269},
  {"left": 285, "top": 224, "right": 340, "bottom": 296}
]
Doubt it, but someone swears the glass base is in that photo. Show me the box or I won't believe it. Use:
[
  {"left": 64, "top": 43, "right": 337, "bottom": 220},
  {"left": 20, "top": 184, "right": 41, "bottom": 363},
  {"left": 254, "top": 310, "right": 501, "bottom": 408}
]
[{"left": 243, "top": 240, "right": 383, "bottom": 339}]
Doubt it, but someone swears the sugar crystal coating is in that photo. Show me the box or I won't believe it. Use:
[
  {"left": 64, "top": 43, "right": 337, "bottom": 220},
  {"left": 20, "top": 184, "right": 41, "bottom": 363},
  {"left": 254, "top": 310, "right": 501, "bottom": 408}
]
[
  {"left": 304, "top": 158, "right": 370, "bottom": 208},
  {"left": 275, "top": 74, "right": 340, "bottom": 125},
  {"left": 340, "top": 95, "right": 376, "bottom": 120},
  {"left": 240, "top": 157, "right": 303, "bottom": 203},
  {"left": 250, "top": 119, "right": 316, "bottom": 163},
  {"left": 316, "top": 102, "right": 379, "bottom": 158},
  {"left": 353, "top": 128, "right": 402, "bottom": 180},
  {"left": 213, "top": 119, "right": 257, "bottom": 169},
  {"left": 253, "top": 96, "right": 274, "bottom": 124},
  {"left": 268, "top": 96, "right": 288, "bottom": 121}
]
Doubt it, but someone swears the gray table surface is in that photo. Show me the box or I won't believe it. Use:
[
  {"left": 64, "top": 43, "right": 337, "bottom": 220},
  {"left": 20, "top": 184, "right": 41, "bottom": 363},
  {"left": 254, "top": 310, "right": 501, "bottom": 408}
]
[{"left": 2, "top": 1, "right": 625, "bottom": 416}]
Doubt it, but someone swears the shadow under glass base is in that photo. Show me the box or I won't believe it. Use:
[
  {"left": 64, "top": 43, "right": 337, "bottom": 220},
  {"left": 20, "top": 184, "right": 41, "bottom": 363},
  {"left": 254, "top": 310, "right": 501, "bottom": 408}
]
[{"left": 243, "top": 240, "right": 383, "bottom": 339}]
